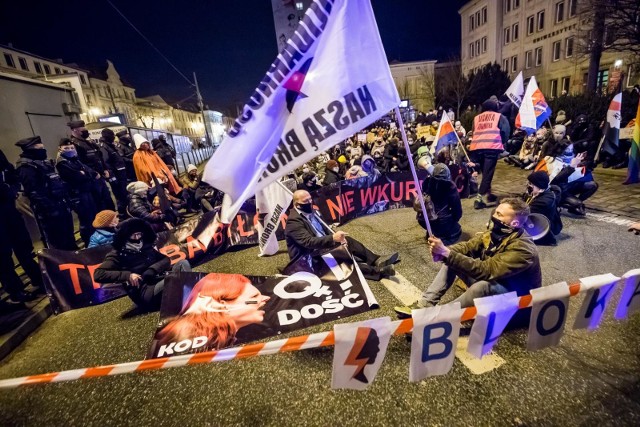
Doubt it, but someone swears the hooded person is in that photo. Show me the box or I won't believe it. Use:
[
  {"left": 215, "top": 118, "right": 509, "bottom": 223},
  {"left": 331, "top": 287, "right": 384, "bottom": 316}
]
[
  {"left": 524, "top": 171, "right": 562, "bottom": 245},
  {"left": 416, "top": 164, "right": 463, "bottom": 245},
  {"left": 323, "top": 159, "right": 341, "bottom": 186},
  {"left": 298, "top": 172, "right": 322, "bottom": 192},
  {"left": 126, "top": 181, "right": 167, "bottom": 231},
  {"left": 115, "top": 130, "right": 136, "bottom": 182},
  {"left": 132, "top": 134, "right": 181, "bottom": 195},
  {"left": 151, "top": 138, "right": 175, "bottom": 168},
  {"left": 360, "top": 155, "right": 381, "bottom": 185},
  {"left": 94, "top": 218, "right": 191, "bottom": 311}
]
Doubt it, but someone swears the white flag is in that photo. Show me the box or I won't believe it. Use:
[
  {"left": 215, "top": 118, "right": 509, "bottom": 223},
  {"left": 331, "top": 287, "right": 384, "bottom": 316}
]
[
  {"left": 527, "top": 282, "right": 571, "bottom": 351},
  {"left": 255, "top": 181, "right": 293, "bottom": 256},
  {"left": 615, "top": 269, "right": 640, "bottom": 320},
  {"left": 410, "top": 303, "right": 465, "bottom": 382},
  {"left": 505, "top": 71, "right": 524, "bottom": 107},
  {"left": 332, "top": 317, "right": 392, "bottom": 390},
  {"left": 573, "top": 273, "right": 619, "bottom": 330},
  {"left": 467, "top": 292, "right": 520, "bottom": 359},
  {"left": 203, "top": 0, "right": 400, "bottom": 222}
]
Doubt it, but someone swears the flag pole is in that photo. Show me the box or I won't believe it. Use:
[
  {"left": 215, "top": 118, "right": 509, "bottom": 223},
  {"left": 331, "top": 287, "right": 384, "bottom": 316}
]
[
  {"left": 394, "top": 107, "right": 433, "bottom": 237},
  {"left": 276, "top": 179, "right": 334, "bottom": 231}
]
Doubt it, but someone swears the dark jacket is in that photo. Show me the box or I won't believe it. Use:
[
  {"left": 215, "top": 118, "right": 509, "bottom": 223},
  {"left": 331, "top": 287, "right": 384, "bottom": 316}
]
[
  {"left": 102, "top": 141, "right": 127, "bottom": 180},
  {"left": 94, "top": 218, "right": 170, "bottom": 285},
  {"left": 445, "top": 229, "right": 542, "bottom": 296},
  {"left": 116, "top": 140, "right": 136, "bottom": 182},
  {"left": 0, "top": 149, "right": 19, "bottom": 204},
  {"left": 419, "top": 176, "right": 462, "bottom": 244},
  {"left": 527, "top": 189, "right": 562, "bottom": 236},
  {"left": 128, "top": 193, "right": 164, "bottom": 223},
  {"left": 322, "top": 169, "right": 341, "bottom": 186},
  {"left": 284, "top": 208, "right": 336, "bottom": 262},
  {"left": 56, "top": 156, "right": 96, "bottom": 193},
  {"left": 16, "top": 155, "right": 68, "bottom": 212},
  {"left": 71, "top": 136, "right": 107, "bottom": 175},
  {"left": 152, "top": 140, "right": 175, "bottom": 167}
]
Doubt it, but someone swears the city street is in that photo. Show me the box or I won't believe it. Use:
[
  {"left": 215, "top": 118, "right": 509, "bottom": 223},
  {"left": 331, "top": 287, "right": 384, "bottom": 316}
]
[{"left": 1, "top": 164, "right": 639, "bottom": 426}]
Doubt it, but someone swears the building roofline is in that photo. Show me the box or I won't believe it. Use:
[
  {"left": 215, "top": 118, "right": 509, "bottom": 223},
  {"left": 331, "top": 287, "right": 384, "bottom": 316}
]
[
  {"left": 0, "top": 44, "right": 89, "bottom": 73},
  {"left": 0, "top": 70, "right": 74, "bottom": 91},
  {"left": 389, "top": 59, "right": 437, "bottom": 67}
]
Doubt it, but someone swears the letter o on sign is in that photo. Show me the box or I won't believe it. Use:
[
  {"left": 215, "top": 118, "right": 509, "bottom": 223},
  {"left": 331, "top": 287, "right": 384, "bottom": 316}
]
[
  {"left": 272, "top": 272, "right": 322, "bottom": 300},
  {"left": 175, "top": 339, "right": 192, "bottom": 353},
  {"left": 301, "top": 304, "right": 323, "bottom": 319}
]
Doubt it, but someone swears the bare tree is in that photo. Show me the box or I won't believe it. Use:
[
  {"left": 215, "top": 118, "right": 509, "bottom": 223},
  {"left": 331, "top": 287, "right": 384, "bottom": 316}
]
[
  {"left": 417, "top": 68, "right": 436, "bottom": 112},
  {"left": 436, "top": 61, "right": 478, "bottom": 118},
  {"left": 395, "top": 78, "right": 411, "bottom": 101}
]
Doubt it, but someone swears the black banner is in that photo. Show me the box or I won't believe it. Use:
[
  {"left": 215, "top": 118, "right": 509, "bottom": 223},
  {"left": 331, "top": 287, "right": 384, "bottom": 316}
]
[
  {"left": 147, "top": 247, "right": 377, "bottom": 358},
  {"left": 39, "top": 172, "right": 424, "bottom": 312}
]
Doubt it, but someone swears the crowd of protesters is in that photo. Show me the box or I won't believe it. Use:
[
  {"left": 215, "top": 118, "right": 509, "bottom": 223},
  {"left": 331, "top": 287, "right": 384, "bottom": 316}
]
[{"left": 1, "top": 93, "right": 638, "bottom": 315}]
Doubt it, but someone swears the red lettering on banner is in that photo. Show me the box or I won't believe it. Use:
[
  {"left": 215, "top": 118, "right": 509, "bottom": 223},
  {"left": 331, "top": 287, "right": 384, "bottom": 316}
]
[
  {"left": 159, "top": 244, "right": 187, "bottom": 265},
  {"left": 59, "top": 264, "right": 85, "bottom": 295},
  {"left": 406, "top": 180, "right": 418, "bottom": 199},
  {"left": 390, "top": 182, "right": 403, "bottom": 202},
  {"left": 326, "top": 197, "right": 343, "bottom": 220},
  {"left": 377, "top": 183, "right": 390, "bottom": 202},
  {"left": 86, "top": 264, "right": 101, "bottom": 290},
  {"left": 236, "top": 215, "right": 254, "bottom": 237},
  {"left": 186, "top": 236, "right": 207, "bottom": 259},
  {"left": 360, "top": 186, "right": 377, "bottom": 206},
  {"left": 343, "top": 191, "right": 355, "bottom": 213}
]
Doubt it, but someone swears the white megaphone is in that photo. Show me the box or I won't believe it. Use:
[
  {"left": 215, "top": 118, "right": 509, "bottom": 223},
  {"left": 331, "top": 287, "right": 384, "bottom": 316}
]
[{"left": 523, "top": 213, "right": 551, "bottom": 241}]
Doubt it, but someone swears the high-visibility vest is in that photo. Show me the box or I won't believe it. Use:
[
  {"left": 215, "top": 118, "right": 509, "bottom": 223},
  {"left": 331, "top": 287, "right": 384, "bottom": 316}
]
[{"left": 470, "top": 112, "right": 504, "bottom": 151}]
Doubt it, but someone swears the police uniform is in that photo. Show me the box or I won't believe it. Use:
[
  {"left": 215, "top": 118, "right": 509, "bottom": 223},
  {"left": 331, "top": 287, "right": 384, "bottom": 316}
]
[
  {"left": 1, "top": 147, "right": 44, "bottom": 303},
  {"left": 101, "top": 129, "right": 128, "bottom": 216},
  {"left": 56, "top": 138, "right": 99, "bottom": 247},
  {"left": 68, "top": 120, "right": 115, "bottom": 211},
  {"left": 15, "top": 137, "right": 77, "bottom": 251},
  {"left": 116, "top": 130, "right": 137, "bottom": 182}
]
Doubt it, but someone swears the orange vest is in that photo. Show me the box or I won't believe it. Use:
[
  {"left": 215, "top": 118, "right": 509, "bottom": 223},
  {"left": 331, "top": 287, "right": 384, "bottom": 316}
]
[{"left": 470, "top": 112, "right": 503, "bottom": 151}]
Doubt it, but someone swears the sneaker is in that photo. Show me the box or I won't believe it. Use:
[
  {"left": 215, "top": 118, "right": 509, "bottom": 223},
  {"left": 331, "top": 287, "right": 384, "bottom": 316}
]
[
  {"left": 524, "top": 163, "right": 535, "bottom": 170},
  {"left": 474, "top": 199, "right": 487, "bottom": 209},
  {"left": 394, "top": 301, "right": 435, "bottom": 318},
  {"left": 375, "top": 252, "right": 400, "bottom": 267}
]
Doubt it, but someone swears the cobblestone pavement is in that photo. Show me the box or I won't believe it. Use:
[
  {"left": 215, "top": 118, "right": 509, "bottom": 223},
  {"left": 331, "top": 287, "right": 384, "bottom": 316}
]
[{"left": 490, "top": 162, "right": 640, "bottom": 222}]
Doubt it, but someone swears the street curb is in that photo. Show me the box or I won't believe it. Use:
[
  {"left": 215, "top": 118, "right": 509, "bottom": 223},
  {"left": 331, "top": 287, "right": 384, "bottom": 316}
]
[{"left": 0, "top": 299, "right": 52, "bottom": 362}]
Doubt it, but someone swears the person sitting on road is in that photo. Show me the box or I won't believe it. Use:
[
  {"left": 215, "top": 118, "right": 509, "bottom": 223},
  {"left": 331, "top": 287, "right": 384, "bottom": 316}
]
[
  {"left": 94, "top": 218, "right": 191, "bottom": 311},
  {"left": 180, "top": 164, "right": 201, "bottom": 212},
  {"left": 284, "top": 190, "right": 399, "bottom": 281},
  {"left": 416, "top": 164, "right": 462, "bottom": 245},
  {"left": 505, "top": 133, "right": 538, "bottom": 169},
  {"left": 88, "top": 210, "right": 119, "bottom": 248},
  {"left": 524, "top": 171, "right": 562, "bottom": 246},
  {"left": 126, "top": 181, "right": 167, "bottom": 232},
  {"left": 395, "top": 198, "right": 541, "bottom": 314}
]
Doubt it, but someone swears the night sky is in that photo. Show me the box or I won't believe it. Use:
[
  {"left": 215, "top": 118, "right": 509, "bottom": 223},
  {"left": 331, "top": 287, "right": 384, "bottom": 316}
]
[{"left": 0, "top": 0, "right": 466, "bottom": 114}]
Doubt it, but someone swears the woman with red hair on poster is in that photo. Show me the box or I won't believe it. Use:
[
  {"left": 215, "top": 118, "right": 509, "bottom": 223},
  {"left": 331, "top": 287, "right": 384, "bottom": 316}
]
[{"left": 156, "top": 273, "right": 270, "bottom": 352}]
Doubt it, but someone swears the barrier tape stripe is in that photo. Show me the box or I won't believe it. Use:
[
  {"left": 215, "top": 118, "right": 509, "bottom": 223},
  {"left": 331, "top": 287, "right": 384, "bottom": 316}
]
[{"left": 0, "top": 281, "right": 587, "bottom": 389}]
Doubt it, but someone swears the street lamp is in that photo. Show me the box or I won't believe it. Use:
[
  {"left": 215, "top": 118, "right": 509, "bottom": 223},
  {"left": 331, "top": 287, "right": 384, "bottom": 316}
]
[{"left": 614, "top": 59, "right": 623, "bottom": 68}]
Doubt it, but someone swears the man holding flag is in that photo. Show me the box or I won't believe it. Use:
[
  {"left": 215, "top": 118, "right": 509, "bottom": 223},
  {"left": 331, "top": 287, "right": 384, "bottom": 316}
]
[
  {"left": 433, "top": 111, "right": 460, "bottom": 155},
  {"left": 469, "top": 97, "right": 511, "bottom": 209}
]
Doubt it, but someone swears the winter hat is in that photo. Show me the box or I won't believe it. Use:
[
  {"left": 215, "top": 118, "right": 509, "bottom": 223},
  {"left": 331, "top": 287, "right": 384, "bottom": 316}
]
[
  {"left": 132, "top": 134, "right": 149, "bottom": 149},
  {"left": 555, "top": 110, "right": 567, "bottom": 124},
  {"left": 337, "top": 155, "right": 347, "bottom": 164},
  {"left": 326, "top": 159, "right": 339, "bottom": 169},
  {"left": 527, "top": 171, "right": 549, "bottom": 190},
  {"left": 187, "top": 164, "right": 197, "bottom": 173},
  {"left": 127, "top": 181, "right": 149, "bottom": 196},
  {"left": 92, "top": 210, "right": 117, "bottom": 228},
  {"left": 432, "top": 163, "right": 452, "bottom": 181}
]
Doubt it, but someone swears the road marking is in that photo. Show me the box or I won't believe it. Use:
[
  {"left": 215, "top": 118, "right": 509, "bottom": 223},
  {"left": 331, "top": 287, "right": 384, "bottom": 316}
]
[
  {"left": 585, "top": 212, "right": 637, "bottom": 227},
  {"left": 381, "top": 273, "right": 506, "bottom": 374}
]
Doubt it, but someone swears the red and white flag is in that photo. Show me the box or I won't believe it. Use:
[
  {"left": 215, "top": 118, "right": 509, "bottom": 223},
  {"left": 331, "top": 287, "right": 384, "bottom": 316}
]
[{"left": 203, "top": 0, "right": 400, "bottom": 222}]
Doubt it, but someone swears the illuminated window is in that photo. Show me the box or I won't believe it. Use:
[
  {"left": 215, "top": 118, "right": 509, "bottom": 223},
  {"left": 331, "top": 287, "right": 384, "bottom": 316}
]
[
  {"left": 3, "top": 53, "right": 15, "bottom": 68},
  {"left": 295, "top": 2, "right": 303, "bottom": 11}
]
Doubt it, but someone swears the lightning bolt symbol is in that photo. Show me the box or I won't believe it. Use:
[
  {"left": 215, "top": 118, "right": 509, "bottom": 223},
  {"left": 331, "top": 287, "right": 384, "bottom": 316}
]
[{"left": 344, "top": 327, "right": 372, "bottom": 383}]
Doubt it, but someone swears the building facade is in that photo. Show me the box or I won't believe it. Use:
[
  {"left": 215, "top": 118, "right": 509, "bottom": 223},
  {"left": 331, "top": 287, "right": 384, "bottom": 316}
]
[
  {"left": 389, "top": 60, "right": 437, "bottom": 113},
  {"left": 271, "top": 0, "right": 313, "bottom": 51},
  {"left": 459, "top": 0, "right": 638, "bottom": 96}
]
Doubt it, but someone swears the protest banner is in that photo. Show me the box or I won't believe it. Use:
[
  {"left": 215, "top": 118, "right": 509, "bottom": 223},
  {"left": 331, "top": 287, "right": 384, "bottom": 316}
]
[{"left": 147, "top": 246, "right": 377, "bottom": 358}]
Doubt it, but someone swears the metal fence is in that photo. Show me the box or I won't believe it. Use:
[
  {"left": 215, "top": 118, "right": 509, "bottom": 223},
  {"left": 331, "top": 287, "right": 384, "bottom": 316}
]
[{"left": 175, "top": 146, "right": 216, "bottom": 175}]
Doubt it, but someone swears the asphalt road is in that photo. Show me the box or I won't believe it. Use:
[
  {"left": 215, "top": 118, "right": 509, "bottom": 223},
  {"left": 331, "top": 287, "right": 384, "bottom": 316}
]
[{"left": 1, "top": 196, "right": 639, "bottom": 426}]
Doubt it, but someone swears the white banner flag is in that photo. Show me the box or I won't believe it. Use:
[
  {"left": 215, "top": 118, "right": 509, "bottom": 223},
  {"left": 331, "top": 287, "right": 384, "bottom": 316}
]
[
  {"left": 615, "top": 269, "right": 640, "bottom": 320},
  {"left": 467, "top": 292, "right": 520, "bottom": 359},
  {"left": 332, "top": 317, "right": 392, "bottom": 390},
  {"left": 505, "top": 71, "right": 524, "bottom": 107},
  {"left": 527, "top": 282, "right": 571, "bottom": 351},
  {"left": 409, "top": 303, "right": 465, "bottom": 382},
  {"left": 255, "top": 181, "right": 293, "bottom": 256},
  {"left": 203, "top": 0, "right": 400, "bottom": 222},
  {"left": 573, "top": 273, "right": 619, "bottom": 330}
]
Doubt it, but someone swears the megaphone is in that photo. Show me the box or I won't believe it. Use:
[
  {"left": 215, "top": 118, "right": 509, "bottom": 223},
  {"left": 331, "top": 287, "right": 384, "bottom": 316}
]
[{"left": 524, "top": 213, "right": 551, "bottom": 241}]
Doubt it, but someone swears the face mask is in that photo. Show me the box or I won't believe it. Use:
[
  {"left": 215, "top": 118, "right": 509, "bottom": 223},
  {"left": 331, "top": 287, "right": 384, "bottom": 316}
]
[
  {"left": 60, "top": 149, "right": 77, "bottom": 159},
  {"left": 332, "top": 167, "right": 339, "bottom": 173},
  {"left": 489, "top": 215, "right": 515, "bottom": 241},
  {"left": 526, "top": 185, "right": 534, "bottom": 195},
  {"left": 26, "top": 148, "right": 47, "bottom": 160},
  {"left": 297, "top": 202, "right": 313, "bottom": 214},
  {"left": 80, "top": 130, "right": 90, "bottom": 139},
  {"left": 125, "top": 241, "right": 143, "bottom": 252},
  {"left": 104, "top": 135, "right": 115, "bottom": 143}
]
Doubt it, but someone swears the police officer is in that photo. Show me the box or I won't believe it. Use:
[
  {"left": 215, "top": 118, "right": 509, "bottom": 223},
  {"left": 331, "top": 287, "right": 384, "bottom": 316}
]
[
  {"left": 115, "top": 130, "right": 136, "bottom": 182},
  {"left": 101, "top": 128, "right": 128, "bottom": 217},
  {"left": 1, "top": 148, "right": 44, "bottom": 307},
  {"left": 15, "top": 136, "right": 78, "bottom": 251},
  {"left": 56, "top": 138, "right": 99, "bottom": 247},
  {"left": 470, "top": 97, "right": 511, "bottom": 209},
  {"left": 68, "top": 120, "right": 115, "bottom": 211},
  {"left": 156, "top": 134, "right": 176, "bottom": 167}
]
